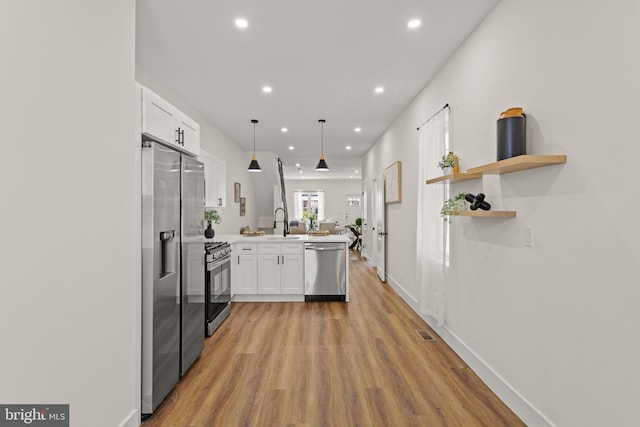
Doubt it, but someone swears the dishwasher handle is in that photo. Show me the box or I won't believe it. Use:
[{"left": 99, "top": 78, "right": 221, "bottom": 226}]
[{"left": 305, "top": 246, "right": 344, "bottom": 251}]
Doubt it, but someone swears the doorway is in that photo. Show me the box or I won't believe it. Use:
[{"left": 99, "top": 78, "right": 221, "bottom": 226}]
[
  {"left": 344, "top": 194, "right": 362, "bottom": 225},
  {"left": 373, "top": 175, "right": 386, "bottom": 282}
]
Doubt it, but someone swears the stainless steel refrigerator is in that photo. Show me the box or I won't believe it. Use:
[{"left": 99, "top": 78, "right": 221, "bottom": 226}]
[{"left": 141, "top": 140, "right": 205, "bottom": 415}]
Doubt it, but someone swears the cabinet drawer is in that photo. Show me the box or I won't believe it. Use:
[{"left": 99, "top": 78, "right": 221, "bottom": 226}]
[
  {"left": 280, "top": 243, "right": 303, "bottom": 255},
  {"left": 235, "top": 243, "right": 257, "bottom": 253},
  {"left": 258, "top": 243, "right": 281, "bottom": 254}
]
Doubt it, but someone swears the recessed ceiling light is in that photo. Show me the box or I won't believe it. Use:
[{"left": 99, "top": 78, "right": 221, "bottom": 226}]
[
  {"left": 235, "top": 18, "right": 248, "bottom": 29},
  {"left": 295, "top": 163, "right": 300, "bottom": 167},
  {"left": 354, "top": 127, "right": 362, "bottom": 133},
  {"left": 346, "top": 146, "right": 352, "bottom": 150},
  {"left": 355, "top": 170, "right": 359, "bottom": 173},
  {"left": 408, "top": 19, "right": 421, "bottom": 29},
  {"left": 374, "top": 86, "right": 384, "bottom": 94},
  {"left": 281, "top": 127, "right": 288, "bottom": 133},
  {"left": 288, "top": 146, "right": 295, "bottom": 150},
  {"left": 262, "top": 86, "right": 272, "bottom": 93},
  {"left": 299, "top": 170, "right": 303, "bottom": 174},
  {"left": 350, "top": 176, "right": 353, "bottom": 179}
]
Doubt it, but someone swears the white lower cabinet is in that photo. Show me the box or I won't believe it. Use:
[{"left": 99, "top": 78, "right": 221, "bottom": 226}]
[
  {"left": 257, "top": 243, "right": 303, "bottom": 294},
  {"left": 232, "top": 243, "right": 258, "bottom": 295},
  {"left": 257, "top": 253, "right": 280, "bottom": 294},
  {"left": 280, "top": 254, "right": 303, "bottom": 294},
  {"left": 232, "top": 242, "right": 303, "bottom": 297}
]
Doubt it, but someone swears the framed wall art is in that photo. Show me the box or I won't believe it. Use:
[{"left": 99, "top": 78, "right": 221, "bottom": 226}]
[
  {"left": 384, "top": 161, "right": 402, "bottom": 203},
  {"left": 239, "top": 197, "right": 246, "bottom": 216},
  {"left": 234, "top": 182, "right": 241, "bottom": 202}
]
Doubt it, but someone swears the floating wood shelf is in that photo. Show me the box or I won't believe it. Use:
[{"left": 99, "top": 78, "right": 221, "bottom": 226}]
[
  {"left": 427, "top": 155, "right": 567, "bottom": 185},
  {"left": 426, "top": 172, "right": 482, "bottom": 185},
  {"left": 444, "top": 210, "right": 516, "bottom": 218},
  {"left": 467, "top": 154, "right": 567, "bottom": 175}
]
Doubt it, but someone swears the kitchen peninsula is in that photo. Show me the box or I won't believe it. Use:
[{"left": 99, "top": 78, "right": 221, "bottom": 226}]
[{"left": 213, "top": 234, "right": 350, "bottom": 302}]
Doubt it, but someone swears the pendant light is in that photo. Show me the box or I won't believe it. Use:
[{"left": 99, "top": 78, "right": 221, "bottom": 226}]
[
  {"left": 247, "top": 119, "right": 262, "bottom": 172},
  {"left": 315, "top": 119, "right": 329, "bottom": 171}
]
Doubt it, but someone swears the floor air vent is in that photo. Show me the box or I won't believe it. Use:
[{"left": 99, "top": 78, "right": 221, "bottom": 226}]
[{"left": 416, "top": 330, "right": 435, "bottom": 342}]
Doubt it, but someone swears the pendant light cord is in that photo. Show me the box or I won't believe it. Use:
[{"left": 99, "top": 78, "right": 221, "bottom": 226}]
[
  {"left": 251, "top": 119, "right": 259, "bottom": 155},
  {"left": 319, "top": 119, "right": 326, "bottom": 156}
]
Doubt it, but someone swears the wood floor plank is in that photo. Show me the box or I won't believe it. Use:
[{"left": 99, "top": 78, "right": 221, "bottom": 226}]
[{"left": 143, "top": 253, "right": 525, "bottom": 427}]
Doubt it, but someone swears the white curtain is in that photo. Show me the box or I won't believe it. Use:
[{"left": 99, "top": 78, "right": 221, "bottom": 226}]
[
  {"left": 294, "top": 191, "right": 304, "bottom": 219},
  {"left": 416, "top": 108, "right": 449, "bottom": 326}
]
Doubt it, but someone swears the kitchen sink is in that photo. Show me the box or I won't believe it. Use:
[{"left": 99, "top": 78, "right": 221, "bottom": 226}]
[{"left": 266, "top": 236, "right": 301, "bottom": 240}]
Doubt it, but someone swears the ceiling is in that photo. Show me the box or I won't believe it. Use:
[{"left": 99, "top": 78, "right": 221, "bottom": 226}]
[{"left": 136, "top": 0, "right": 498, "bottom": 179}]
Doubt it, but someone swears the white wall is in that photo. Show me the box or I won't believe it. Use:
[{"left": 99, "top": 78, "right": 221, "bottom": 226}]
[
  {"left": 249, "top": 151, "right": 280, "bottom": 226},
  {"left": 0, "top": 1, "right": 138, "bottom": 426},
  {"left": 285, "top": 179, "right": 362, "bottom": 224},
  {"left": 136, "top": 67, "right": 259, "bottom": 234},
  {"left": 362, "top": 0, "right": 640, "bottom": 425}
]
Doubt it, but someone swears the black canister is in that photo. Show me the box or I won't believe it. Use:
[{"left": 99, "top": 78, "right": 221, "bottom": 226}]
[{"left": 497, "top": 108, "right": 526, "bottom": 161}]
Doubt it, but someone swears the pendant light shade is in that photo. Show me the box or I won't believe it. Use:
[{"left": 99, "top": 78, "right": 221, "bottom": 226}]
[
  {"left": 247, "top": 119, "right": 262, "bottom": 172},
  {"left": 315, "top": 119, "right": 329, "bottom": 171}
]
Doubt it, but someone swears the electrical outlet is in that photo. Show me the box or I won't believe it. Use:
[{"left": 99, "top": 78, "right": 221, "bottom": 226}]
[{"left": 522, "top": 226, "right": 533, "bottom": 248}]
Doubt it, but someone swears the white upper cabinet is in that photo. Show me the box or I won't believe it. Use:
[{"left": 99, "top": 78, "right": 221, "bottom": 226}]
[
  {"left": 175, "top": 112, "right": 200, "bottom": 156},
  {"left": 141, "top": 86, "right": 200, "bottom": 157},
  {"left": 200, "top": 150, "right": 226, "bottom": 207}
]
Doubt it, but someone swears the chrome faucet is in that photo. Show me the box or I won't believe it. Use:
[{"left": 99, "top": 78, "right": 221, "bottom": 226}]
[{"left": 274, "top": 207, "right": 288, "bottom": 236}]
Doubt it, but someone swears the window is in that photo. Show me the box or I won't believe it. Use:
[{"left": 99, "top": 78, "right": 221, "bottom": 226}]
[{"left": 294, "top": 191, "right": 325, "bottom": 221}]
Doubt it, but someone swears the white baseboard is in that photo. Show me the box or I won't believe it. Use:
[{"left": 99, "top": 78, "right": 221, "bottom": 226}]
[
  {"left": 119, "top": 409, "right": 139, "bottom": 427},
  {"left": 385, "top": 273, "right": 418, "bottom": 312},
  {"left": 420, "top": 314, "right": 553, "bottom": 427}
]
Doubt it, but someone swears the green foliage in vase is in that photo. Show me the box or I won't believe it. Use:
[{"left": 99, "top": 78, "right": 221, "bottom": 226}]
[
  {"left": 204, "top": 209, "right": 221, "bottom": 224},
  {"left": 441, "top": 193, "right": 467, "bottom": 223},
  {"left": 437, "top": 152, "right": 459, "bottom": 169}
]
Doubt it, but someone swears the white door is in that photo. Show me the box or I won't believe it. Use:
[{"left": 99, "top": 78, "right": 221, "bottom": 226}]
[
  {"left": 361, "top": 183, "right": 368, "bottom": 258},
  {"left": 374, "top": 175, "right": 386, "bottom": 282},
  {"left": 345, "top": 194, "right": 362, "bottom": 225}
]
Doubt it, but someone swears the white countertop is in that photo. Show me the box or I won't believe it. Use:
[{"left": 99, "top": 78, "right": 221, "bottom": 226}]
[{"left": 210, "top": 234, "right": 351, "bottom": 244}]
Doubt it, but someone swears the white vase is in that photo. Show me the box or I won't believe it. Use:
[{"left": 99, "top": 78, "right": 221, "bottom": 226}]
[{"left": 442, "top": 167, "right": 453, "bottom": 176}]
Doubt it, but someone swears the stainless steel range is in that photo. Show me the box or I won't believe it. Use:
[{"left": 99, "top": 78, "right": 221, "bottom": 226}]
[{"left": 205, "top": 241, "right": 232, "bottom": 336}]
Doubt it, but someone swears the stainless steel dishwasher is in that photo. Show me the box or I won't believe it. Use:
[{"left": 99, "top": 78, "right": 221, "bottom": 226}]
[{"left": 304, "top": 242, "right": 346, "bottom": 301}]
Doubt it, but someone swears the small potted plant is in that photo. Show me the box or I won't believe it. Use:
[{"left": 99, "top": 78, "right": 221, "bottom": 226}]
[
  {"left": 204, "top": 209, "right": 221, "bottom": 238},
  {"left": 440, "top": 192, "right": 468, "bottom": 223},
  {"left": 437, "top": 152, "right": 460, "bottom": 175}
]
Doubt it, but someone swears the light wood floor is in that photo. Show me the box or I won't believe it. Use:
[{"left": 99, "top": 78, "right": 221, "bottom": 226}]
[{"left": 144, "top": 252, "right": 525, "bottom": 427}]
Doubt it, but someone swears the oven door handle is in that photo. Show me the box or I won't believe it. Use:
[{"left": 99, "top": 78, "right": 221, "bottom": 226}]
[{"left": 207, "top": 255, "right": 231, "bottom": 270}]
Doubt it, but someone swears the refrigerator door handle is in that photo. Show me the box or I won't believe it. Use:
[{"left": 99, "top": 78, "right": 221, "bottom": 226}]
[{"left": 160, "top": 230, "right": 176, "bottom": 277}]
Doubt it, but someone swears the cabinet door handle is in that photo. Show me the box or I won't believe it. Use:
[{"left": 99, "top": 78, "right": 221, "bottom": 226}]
[
  {"left": 237, "top": 255, "right": 240, "bottom": 265},
  {"left": 175, "top": 129, "right": 180, "bottom": 144},
  {"left": 281, "top": 255, "right": 284, "bottom": 265},
  {"left": 277, "top": 255, "right": 280, "bottom": 265},
  {"left": 180, "top": 129, "right": 185, "bottom": 145}
]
